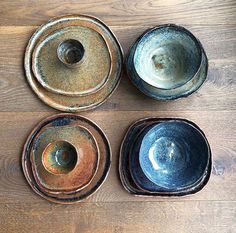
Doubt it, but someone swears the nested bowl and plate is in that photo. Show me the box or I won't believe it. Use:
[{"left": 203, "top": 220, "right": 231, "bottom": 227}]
[
  {"left": 22, "top": 114, "right": 111, "bottom": 204},
  {"left": 30, "top": 124, "right": 100, "bottom": 194},
  {"left": 25, "top": 15, "right": 123, "bottom": 112},
  {"left": 119, "top": 118, "right": 212, "bottom": 196}
]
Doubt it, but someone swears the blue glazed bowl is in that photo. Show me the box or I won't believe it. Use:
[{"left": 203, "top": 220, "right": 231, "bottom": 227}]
[
  {"left": 126, "top": 25, "right": 208, "bottom": 100},
  {"left": 119, "top": 118, "right": 211, "bottom": 196},
  {"left": 138, "top": 120, "right": 210, "bottom": 190},
  {"left": 129, "top": 123, "right": 167, "bottom": 192}
]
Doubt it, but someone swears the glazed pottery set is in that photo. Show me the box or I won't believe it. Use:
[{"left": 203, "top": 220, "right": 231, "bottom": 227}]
[{"left": 22, "top": 15, "right": 211, "bottom": 204}]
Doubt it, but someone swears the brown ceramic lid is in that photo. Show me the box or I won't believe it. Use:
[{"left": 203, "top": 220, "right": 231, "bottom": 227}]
[
  {"left": 22, "top": 114, "right": 111, "bottom": 204},
  {"left": 25, "top": 15, "right": 123, "bottom": 112}
]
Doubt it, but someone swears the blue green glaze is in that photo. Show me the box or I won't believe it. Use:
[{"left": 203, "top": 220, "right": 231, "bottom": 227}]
[
  {"left": 126, "top": 25, "right": 208, "bottom": 100},
  {"left": 42, "top": 141, "right": 78, "bottom": 175}
]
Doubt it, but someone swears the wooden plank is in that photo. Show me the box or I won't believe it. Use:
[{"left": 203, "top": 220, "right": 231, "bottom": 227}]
[
  {"left": 0, "top": 25, "right": 235, "bottom": 112},
  {"left": 0, "top": 0, "right": 235, "bottom": 232},
  {"left": 0, "top": 201, "right": 235, "bottom": 233},
  {"left": 0, "top": 111, "right": 235, "bottom": 204},
  {"left": 0, "top": 0, "right": 236, "bottom": 26}
]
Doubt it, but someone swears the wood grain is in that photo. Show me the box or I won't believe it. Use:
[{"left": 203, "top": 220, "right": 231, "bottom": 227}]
[
  {"left": 0, "top": 0, "right": 236, "bottom": 26},
  {"left": 0, "top": 201, "right": 235, "bottom": 233},
  {"left": 0, "top": 24, "right": 235, "bottom": 112},
  {"left": 0, "top": 111, "right": 235, "bottom": 204},
  {"left": 0, "top": 0, "right": 235, "bottom": 232}
]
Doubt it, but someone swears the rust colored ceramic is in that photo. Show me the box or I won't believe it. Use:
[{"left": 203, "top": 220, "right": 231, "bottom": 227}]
[
  {"left": 32, "top": 26, "right": 112, "bottom": 96},
  {"left": 30, "top": 124, "right": 99, "bottom": 193},
  {"left": 25, "top": 15, "right": 123, "bottom": 112},
  {"left": 22, "top": 114, "right": 111, "bottom": 204},
  {"left": 42, "top": 140, "right": 78, "bottom": 175}
]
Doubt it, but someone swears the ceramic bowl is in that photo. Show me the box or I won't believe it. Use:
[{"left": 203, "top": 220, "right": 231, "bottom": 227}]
[
  {"left": 57, "top": 39, "right": 85, "bottom": 68},
  {"left": 126, "top": 25, "right": 208, "bottom": 100},
  {"left": 42, "top": 140, "right": 78, "bottom": 175},
  {"left": 119, "top": 118, "right": 212, "bottom": 196}
]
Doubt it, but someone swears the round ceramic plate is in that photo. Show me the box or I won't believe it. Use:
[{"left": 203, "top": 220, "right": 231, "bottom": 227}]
[
  {"left": 25, "top": 15, "right": 123, "bottom": 112},
  {"left": 22, "top": 114, "right": 111, "bottom": 204}
]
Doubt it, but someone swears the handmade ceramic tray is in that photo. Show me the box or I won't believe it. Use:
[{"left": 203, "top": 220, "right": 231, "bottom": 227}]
[
  {"left": 119, "top": 118, "right": 212, "bottom": 196},
  {"left": 25, "top": 15, "right": 123, "bottom": 112},
  {"left": 126, "top": 24, "right": 208, "bottom": 100},
  {"left": 22, "top": 114, "right": 111, "bottom": 204}
]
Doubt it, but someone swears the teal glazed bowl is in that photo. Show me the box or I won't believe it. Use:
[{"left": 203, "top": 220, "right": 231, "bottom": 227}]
[{"left": 126, "top": 24, "right": 208, "bottom": 100}]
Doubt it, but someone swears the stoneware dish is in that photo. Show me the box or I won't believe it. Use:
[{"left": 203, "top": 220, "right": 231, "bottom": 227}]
[
  {"left": 25, "top": 15, "right": 123, "bottom": 112},
  {"left": 126, "top": 24, "right": 208, "bottom": 100},
  {"left": 30, "top": 124, "right": 100, "bottom": 194},
  {"left": 22, "top": 114, "right": 111, "bottom": 204},
  {"left": 119, "top": 118, "right": 212, "bottom": 196}
]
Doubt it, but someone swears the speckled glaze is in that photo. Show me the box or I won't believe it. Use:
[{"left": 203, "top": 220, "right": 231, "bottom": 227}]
[
  {"left": 119, "top": 118, "right": 212, "bottom": 196},
  {"left": 30, "top": 124, "right": 99, "bottom": 193},
  {"left": 32, "top": 26, "right": 111, "bottom": 96},
  {"left": 126, "top": 25, "right": 208, "bottom": 100},
  {"left": 25, "top": 15, "right": 123, "bottom": 112},
  {"left": 22, "top": 114, "right": 111, "bottom": 204},
  {"left": 57, "top": 39, "right": 85, "bottom": 68},
  {"left": 42, "top": 140, "right": 78, "bottom": 175}
]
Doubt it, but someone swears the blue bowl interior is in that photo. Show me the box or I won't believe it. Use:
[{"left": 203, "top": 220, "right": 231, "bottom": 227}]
[
  {"left": 133, "top": 25, "right": 202, "bottom": 90},
  {"left": 129, "top": 123, "right": 168, "bottom": 192},
  {"left": 139, "top": 121, "right": 209, "bottom": 189}
]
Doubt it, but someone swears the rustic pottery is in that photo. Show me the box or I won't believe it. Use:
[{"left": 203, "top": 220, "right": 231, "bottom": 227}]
[
  {"left": 126, "top": 24, "right": 208, "bottom": 100},
  {"left": 22, "top": 114, "right": 111, "bottom": 204},
  {"left": 25, "top": 15, "right": 123, "bottom": 112},
  {"left": 119, "top": 118, "right": 211, "bottom": 196}
]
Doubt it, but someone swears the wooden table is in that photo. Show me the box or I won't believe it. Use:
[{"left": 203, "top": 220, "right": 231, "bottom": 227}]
[{"left": 0, "top": 0, "right": 235, "bottom": 232}]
